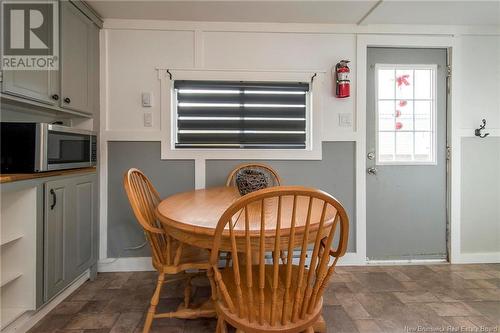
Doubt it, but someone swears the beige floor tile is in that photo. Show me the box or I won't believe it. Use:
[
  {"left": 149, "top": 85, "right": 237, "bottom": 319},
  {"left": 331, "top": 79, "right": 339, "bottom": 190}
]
[
  {"left": 354, "top": 319, "right": 383, "bottom": 333},
  {"left": 65, "top": 313, "right": 120, "bottom": 330},
  {"left": 109, "top": 312, "right": 143, "bottom": 333},
  {"left": 393, "top": 291, "right": 440, "bottom": 303},
  {"left": 425, "top": 302, "right": 481, "bottom": 317},
  {"left": 453, "top": 271, "right": 495, "bottom": 280}
]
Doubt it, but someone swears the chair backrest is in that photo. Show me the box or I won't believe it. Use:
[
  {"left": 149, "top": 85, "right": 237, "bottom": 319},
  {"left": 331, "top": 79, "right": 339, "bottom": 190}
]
[
  {"left": 209, "top": 186, "right": 349, "bottom": 328},
  {"left": 123, "top": 168, "right": 170, "bottom": 267},
  {"left": 226, "top": 163, "right": 281, "bottom": 187}
]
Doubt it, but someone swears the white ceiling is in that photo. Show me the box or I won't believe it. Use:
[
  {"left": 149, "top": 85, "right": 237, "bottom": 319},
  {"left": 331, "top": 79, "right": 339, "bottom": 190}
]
[{"left": 87, "top": 0, "right": 500, "bottom": 26}]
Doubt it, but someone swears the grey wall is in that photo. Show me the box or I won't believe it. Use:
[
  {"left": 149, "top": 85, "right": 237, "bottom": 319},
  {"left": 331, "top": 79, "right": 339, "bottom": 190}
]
[
  {"left": 461, "top": 137, "right": 500, "bottom": 253},
  {"left": 107, "top": 142, "right": 195, "bottom": 257},
  {"left": 107, "top": 141, "right": 356, "bottom": 257},
  {"left": 206, "top": 142, "right": 357, "bottom": 252}
]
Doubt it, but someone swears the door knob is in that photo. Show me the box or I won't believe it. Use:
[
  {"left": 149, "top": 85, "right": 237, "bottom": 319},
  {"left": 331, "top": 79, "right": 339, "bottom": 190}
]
[
  {"left": 367, "top": 167, "right": 377, "bottom": 175},
  {"left": 51, "top": 94, "right": 59, "bottom": 101},
  {"left": 64, "top": 97, "right": 71, "bottom": 104},
  {"left": 367, "top": 152, "right": 375, "bottom": 160}
]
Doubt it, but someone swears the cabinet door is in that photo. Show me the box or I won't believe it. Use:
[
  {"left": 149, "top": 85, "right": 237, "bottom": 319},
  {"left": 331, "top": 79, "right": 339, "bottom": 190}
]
[
  {"left": 44, "top": 179, "right": 71, "bottom": 301},
  {"left": 2, "top": 69, "right": 59, "bottom": 105},
  {"left": 60, "top": 1, "right": 93, "bottom": 114},
  {"left": 71, "top": 175, "right": 97, "bottom": 278}
]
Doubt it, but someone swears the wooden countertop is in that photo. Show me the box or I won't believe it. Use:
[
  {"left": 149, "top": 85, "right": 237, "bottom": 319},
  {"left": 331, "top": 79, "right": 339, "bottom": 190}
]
[{"left": 0, "top": 167, "right": 97, "bottom": 184}]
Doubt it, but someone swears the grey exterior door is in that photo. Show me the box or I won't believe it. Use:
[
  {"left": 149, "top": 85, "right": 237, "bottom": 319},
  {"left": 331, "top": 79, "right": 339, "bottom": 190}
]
[{"left": 366, "top": 47, "right": 448, "bottom": 260}]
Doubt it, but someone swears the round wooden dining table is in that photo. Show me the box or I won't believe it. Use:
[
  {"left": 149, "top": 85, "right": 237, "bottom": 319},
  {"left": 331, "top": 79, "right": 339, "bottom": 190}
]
[{"left": 155, "top": 186, "right": 338, "bottom": 252}]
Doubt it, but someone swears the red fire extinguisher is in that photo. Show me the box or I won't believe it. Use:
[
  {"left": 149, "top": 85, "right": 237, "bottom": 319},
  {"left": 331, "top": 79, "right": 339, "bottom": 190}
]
[{"left": 334, "top": 60, "right": 350, "bottom": 98}]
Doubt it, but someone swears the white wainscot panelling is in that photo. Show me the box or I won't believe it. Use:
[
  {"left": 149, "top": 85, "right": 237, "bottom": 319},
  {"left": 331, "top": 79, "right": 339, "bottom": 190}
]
[
  {"left": 107, "top": 29, "right": 195, "bottom": 131},
  {"left": 459, "top": 35, "right": 500, "bottom": 130},
  {"left": 461, "top": 137, "right": 500, "bottom": 255},
  {"left": 203, "top": 32, "right": 357, "bottom": 139}
]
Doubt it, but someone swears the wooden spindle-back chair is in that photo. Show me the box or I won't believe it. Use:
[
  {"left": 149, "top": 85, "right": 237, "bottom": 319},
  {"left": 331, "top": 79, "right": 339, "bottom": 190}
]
[
  {"left": 226, "top": 163, "right": 282, "bottom": 187},
  {"left": 123, "top": 168, "right": 215, "bottom": 333},
  {"left": 208, "top": 186, "right": 349, "bottom": 333},
  {"left": 226, "top": 163, "right": 284, "bottom": 266}
]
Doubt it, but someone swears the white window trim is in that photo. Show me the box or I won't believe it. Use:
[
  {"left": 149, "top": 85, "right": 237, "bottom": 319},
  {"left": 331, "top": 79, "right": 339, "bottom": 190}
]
[
  {"left": 158, "top": 68, "right": 324, "bottom": 160},
  {"left": 374, "top": 63, "right": 438, "bottom": 166}
]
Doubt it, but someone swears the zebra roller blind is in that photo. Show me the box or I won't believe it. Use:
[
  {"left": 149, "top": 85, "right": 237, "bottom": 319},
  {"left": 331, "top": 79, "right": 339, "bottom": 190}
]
[{"left": 174, "top": 80, "right": 309, "bottom": 149}]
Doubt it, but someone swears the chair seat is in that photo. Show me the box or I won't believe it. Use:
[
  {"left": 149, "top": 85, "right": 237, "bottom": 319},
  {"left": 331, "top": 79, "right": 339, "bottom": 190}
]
[{"left": 218, "top": 264, "right": 322, "bottom": 331}]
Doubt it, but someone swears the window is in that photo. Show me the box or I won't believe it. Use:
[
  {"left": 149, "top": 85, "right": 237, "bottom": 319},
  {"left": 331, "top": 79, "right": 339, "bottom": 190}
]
[
  {"left": 375, "top": 64, "right": 437, "bottom": 164},
  {"left": 174, "top": 80, "right": 310, "bottom": 149}
]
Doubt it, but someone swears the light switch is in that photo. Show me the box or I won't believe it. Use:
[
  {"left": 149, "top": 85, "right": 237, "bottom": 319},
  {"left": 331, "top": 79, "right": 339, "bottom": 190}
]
[
  {"left": 141, "top": 92, "right": 153, "bottom": 107},
  {"left": 338, "top": 113, "right": 352, "bottom": 127},
  {"left": 144, "top": 113, "right": 152, "bottom": 127}
]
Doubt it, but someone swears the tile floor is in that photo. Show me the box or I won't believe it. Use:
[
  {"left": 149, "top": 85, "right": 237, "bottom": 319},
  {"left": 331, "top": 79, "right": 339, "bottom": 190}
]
[{"left": 29, "top": 264, "right": 500, "bottom": 333}]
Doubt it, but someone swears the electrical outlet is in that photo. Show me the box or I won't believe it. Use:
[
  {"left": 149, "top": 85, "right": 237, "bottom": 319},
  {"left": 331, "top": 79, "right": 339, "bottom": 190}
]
[
  {"left": 338, "top": 113, "right": 352, "bottom": 127},
  {"left": 144, "top": 113, "right": 152, "bottom": 127}
]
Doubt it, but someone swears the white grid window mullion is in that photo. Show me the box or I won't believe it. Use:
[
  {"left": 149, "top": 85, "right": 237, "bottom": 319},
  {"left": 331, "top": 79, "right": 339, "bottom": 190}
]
[{"left": 376, "top": 65, "right": 437, "bottom": 165}]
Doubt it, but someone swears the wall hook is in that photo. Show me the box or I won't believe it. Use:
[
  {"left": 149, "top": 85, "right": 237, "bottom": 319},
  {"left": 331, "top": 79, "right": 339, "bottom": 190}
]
[{"left": 474, "top": 119, "right": 490, "bottom": 138}]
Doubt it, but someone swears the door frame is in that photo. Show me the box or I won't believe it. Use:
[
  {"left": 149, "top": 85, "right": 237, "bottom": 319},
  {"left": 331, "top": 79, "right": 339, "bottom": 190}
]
[{"left": 356, "top": 35, "right": 462, "bottom": 264}]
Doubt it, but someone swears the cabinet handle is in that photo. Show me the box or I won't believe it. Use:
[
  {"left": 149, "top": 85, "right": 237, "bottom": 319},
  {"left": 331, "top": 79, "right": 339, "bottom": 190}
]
[
  {"left": 64, "top": 97, "right": 71, "bottom": 104},
  {"left": 51, "top": 94, "right": 59, "bottom": 101},
  {"left": 50, "top": 189, "right": 57, "bottom": 210}
]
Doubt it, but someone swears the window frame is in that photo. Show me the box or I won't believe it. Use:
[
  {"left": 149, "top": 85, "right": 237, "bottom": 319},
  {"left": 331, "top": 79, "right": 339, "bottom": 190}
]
[
  {"left": 374, "top": 63, "right": 438, "bottom": 166},
  {"left": 160, "top": 69, "right": 323, "bottom": 160}
]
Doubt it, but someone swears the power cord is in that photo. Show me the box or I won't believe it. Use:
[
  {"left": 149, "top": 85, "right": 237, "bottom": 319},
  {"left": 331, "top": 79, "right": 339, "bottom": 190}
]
[{"left": 99, "top": 232, "right": 148, "bottom": 265}]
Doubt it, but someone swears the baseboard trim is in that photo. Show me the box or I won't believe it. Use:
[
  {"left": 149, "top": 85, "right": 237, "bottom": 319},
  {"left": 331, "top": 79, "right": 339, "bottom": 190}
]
[
  {"left": 2, "top": 270, "right": 90, "bottom": 333},
  {"left": 367, "top": 258, "right": 447, "bottom": 265},
  {"left": 337, "top": 252, "right": 366, "bottom": 266},
  {"left": 98, "top": 252, "right": 365, "bottom": 273},
  {"left": 98, "top": 257, "right": 154, "bottom": 272},
  {"left": 455, "top": 252, "right": 500, "bottom": 264}
]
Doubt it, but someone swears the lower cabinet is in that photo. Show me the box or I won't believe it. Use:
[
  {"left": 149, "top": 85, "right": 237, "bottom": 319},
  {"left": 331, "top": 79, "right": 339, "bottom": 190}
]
[{"left": 44, "top": 173, "right": 97, "bottom": 301}]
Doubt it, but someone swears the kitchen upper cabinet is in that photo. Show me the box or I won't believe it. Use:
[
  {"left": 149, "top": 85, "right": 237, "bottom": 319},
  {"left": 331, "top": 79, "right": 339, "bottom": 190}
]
[
  {"left": 2, "top": 70, "right": 60, "bottom": 105},
  {"left": 44, "top": 173, "right": 97, "bottom": 302},
  {"left": 1, "top": 1, "right": 100, "bottom": 117},
  {"left": 60, "top": 1, "right": 98, "bottom": 115}
]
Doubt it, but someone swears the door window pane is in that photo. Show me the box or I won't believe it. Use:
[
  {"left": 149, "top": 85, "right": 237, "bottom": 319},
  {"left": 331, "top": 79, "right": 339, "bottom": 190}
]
[
  {"left": 414, "top": 132, "right": 432, "bottom": 161},
  {"left": 378, "top": 100, "right": 395, "bottom": 130},
  {"left": 378, "top": 132, "right": 395, "bottom": 162},
  {"left": 395, "top": 132, "right": 413, "bottom": 160},
  {"left": 414, "top": 69, "right": 432, "bottom": 99},
  {"left": 414, "top": 101, "right": 432, "bottom": 131},
  {"left": 396, "top": 100, "right": 414, "bottom": 131},
  {"left": 378, "top": 69, "right": 395, "bottom": 99},
  {"left": 395, "top": 69, "right": 413, "bottom": 100},
  {"left": 376, "top": 65, "right": 436, "bottom": 164}
]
